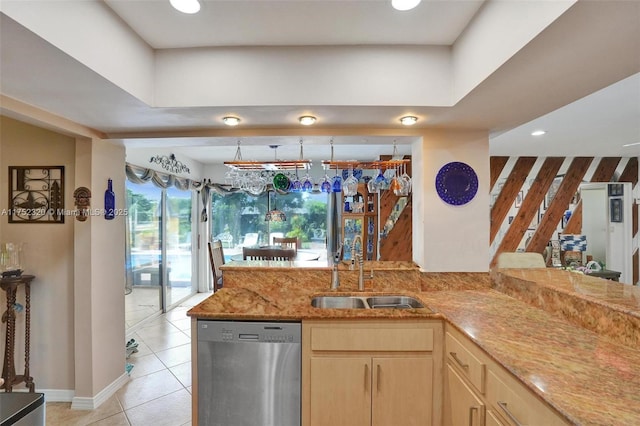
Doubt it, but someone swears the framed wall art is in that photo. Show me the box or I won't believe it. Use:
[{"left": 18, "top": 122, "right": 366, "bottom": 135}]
[
  {"left": 610, "top": 198, "right": 623, "bottom": 223},
  {"left": 546, "top": 177, "right": 562, "bottom": 208},
  {"left": 515, "top": 191, "right": 523, "bottom": 208},
  {"left": 8, "top": 166, "right": 65, "bottom": 223},
  {"left": 608, "top": 184, "right": 623, "bottom": 197}
]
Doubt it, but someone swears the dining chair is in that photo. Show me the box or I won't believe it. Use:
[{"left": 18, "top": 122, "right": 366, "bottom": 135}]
[
  {"left": 273, "top": 236, "right": 300, "bottom": 253},
  {"left": 208, "top": 240, "right": 225, "bottom": 291},
  {"left": 243, "top": 247, "right": 296, "bottom": 261}
]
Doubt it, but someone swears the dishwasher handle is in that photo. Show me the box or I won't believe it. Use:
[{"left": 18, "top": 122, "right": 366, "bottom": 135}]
[{"left": 238, "top": 334, "right": 260, "bottom": 341}]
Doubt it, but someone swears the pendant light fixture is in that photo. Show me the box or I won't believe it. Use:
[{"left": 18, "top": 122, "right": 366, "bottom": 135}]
[{"left": 265, "top": 191, "right": 286, "bottom": 222}]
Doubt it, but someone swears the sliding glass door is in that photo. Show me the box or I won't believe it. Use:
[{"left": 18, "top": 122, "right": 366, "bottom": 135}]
[
  {"left": 125, "top": 181, "right": 195, "bottom": 329},
  {"left": 125, "top": 182, "right": 162, "bottom": 328},
  {"left": 165, "top": 186, "right": 194, "bottom": 308}
]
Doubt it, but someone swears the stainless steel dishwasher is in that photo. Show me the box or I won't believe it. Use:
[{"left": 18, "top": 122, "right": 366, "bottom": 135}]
[{"left": 197, "top": 320, "right": 301, "bottom": 426}]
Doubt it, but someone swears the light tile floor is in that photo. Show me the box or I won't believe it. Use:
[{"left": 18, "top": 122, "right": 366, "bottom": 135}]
[{"left": 46, "top": 291, "right": 212, "bottom": 426}]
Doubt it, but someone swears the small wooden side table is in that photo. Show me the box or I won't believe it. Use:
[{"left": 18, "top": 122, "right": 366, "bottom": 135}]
[{"left": 0, "top": 274, "right": 35, "bottom": 392}]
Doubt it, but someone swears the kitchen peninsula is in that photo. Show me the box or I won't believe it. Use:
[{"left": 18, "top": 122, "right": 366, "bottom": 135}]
[{"left": 188, "top": 263, "right": 640, "bottom": 425}]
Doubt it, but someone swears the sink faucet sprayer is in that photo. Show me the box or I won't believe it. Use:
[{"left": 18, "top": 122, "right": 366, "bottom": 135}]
[
  {"left": 331, "top": 243, "right": 343, "bottom": 289},
  {"left": 350, "top": 235, "right": 366, "bottom": 291}
]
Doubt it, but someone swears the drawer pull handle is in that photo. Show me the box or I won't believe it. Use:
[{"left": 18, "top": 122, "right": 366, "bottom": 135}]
[
  {"left": 498, "top": 401, "right": 523, "bottom": 426},
  {"left": 450, "top": 351, "right": 469, "bottom": 369},
  {"left": 376, "top": 364, "right": 381, "bottom": 392},
  {"left": 364, "top": 364, "right": 369, "bottom": 391},
  {"left": 468, "top": 406, "right": 478, "bottom": 426}
]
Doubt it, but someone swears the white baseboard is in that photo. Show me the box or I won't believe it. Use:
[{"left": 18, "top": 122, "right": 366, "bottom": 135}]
[
  {"left": 11, "top": 388, "right": 75, "bottom": 402},
  {"left": 71, "top": 373, "right": 129, "bottom": 410}
]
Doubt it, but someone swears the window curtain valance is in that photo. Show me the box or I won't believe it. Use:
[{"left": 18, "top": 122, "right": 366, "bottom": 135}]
[{"left": 125, "top": 163, "right": 202, "bottom": 191}]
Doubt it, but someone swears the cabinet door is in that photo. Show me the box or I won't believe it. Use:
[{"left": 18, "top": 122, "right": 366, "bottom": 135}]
[
  {"left": 486, "top": 410, "right": 506, "bottom": 426},
  {"left": 372, "top": 357, "right": 433, "bottom": 426},
  {"left": 310, "top": 357, "right": 371, "bottom": 426},
  {"left": 444, "top": 364, "right": 485, "bottom": 426}
]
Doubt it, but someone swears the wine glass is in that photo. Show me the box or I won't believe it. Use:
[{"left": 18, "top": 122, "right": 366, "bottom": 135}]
[
  {"left": 248, "top": 175, "right": 266, "bottom": 195},
  {"left": 332, "top": 168, "right": 342, "bottom": 192},
  {"left": 321, "top": 173, "right": 332, "bottom": 193},
  {"left": 390, "top": 165, "right": 403, "bottom": 195},
  {"left": 343, "top": 167, "right": 358, "bottom": 196},
  {"left": 374, "top": 168, "right": 388, "bottom": 190},
  {"left": 400, "top": 163, "right": 412, "bottom": 195},
  {"left": 273, "top": 172, "right": 290, "bottom": 192},
  {"left": 367, "top": 173, "right": 378, "bottom": 193},
  {"left": 302, "top": 172, "right": 313, "bottom": 192},
  {"left": 290, "top": 169, "right": 302, "bottom": 192}
]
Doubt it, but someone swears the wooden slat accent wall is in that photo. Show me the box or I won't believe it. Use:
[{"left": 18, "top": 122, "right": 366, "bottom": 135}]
[
  {"left": 379, "top": 197, "right": 412, "bottom": 261},
  {"left": 592, "top": 158, "right": 621, "bottom": 182},
  {"left": 377, "top": 155, "right": 412, "bottom": 261},
  {"left": 490, "top": 157, "right": 536, "bottom": 243},
  {"left": 619, "top": 157, "right": 638, "bottom": 185},
  {"left": 490, "top": 156, "right": 509, "bottom": 189},
  {"left": 556, "top": 157, "right": 620, "bottom": 237},
  {"left": 490, "top": 155, "right": 638, "bottom": 285},
  {"left": 491, "top": 157, "right": 564, "bottom": 266},
  {"left": 526, "top": 157, "right": 593, "bottom": 254},
  {"left": 378, "top": 190, "right": 398, "bottom": 234},
  {"left": 563, "top": 201, "right": 582, "bottom": 234}
]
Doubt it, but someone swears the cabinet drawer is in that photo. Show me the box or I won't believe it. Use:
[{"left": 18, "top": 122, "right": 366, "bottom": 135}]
[
  {"left": 487, "top": 370, "right": 567, "bottom": 426},
  {"left": 311, "top": 326, "right": 433, "bottom": 352},
  {"left": 446, "top": 331, "right": 486, "bottom": 393}
]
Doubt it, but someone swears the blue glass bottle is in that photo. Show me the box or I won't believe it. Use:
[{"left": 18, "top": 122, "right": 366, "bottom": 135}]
[{"left": 104, "top": 178, "right": 115, "bottom": 220}]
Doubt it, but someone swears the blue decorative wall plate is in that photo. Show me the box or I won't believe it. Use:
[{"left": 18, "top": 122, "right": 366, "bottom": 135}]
[{"left": 435, "top": 162, "right": 478, "bottom": 206}]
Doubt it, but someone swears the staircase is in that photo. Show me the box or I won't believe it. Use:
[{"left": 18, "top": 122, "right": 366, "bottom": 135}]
[{"left": 378, "top": 190, "right": 412, "bottom": 261}]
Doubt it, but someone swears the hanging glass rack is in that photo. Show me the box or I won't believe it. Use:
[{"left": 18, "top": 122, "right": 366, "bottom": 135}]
[
  {"left": 224, "top": 160, "right": 312, "bottom": 171},
  {"left": 224, "top": 141, "right": 312, "bottom": 171},
  {"left": 321, "top": 159, "right": 409, "bottom": 171},
  {"left": 321, "top": 140, "right": 409, "bottom": 170}
]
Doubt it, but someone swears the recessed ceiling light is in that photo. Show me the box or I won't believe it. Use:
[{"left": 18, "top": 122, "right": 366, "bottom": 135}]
[
  {"left": 222, "top": 116, "right": 240, "bottom": 126},
  {"left": 531, "top": 130, "right": 547, "bottom": 136},
  {"left": 392, "top": 0, "right": 421, "bottom": 11},
  {"left": 170, "top": 0, "right": 200, "bottom": 14},
  {"left": 299, "top": 115, "right": 317, "bottom": 126},
  {"left": 400, "top": 116, "right": 418, "bottom": 126}
]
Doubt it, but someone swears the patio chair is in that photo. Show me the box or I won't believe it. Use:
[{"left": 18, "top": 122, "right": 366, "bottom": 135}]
[{"left": 240, "top": 232, "right": 259, "bottom": 247}]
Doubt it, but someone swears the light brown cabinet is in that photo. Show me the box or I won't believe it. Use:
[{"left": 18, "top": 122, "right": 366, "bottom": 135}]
[
  {"left": 445, "top": 364, "right": 485, "bottom": 426},
  {"left": 444, "top": 325, "right": 568, "bottom": 426},
  {"left": 302, "top": 320, "right": 443, "bottom": 426}
]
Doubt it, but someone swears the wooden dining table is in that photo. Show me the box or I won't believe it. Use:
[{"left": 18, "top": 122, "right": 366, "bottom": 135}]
[{"left": 230, "top": 246, "right": 321, "bottom": 262}]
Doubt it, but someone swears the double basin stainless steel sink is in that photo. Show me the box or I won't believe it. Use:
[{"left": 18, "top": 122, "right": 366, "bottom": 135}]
[{"left": 311, "top": 295, "right": 426, "bottom": 310}]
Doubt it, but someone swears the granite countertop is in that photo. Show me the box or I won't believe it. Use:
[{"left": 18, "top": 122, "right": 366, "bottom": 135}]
[
  {"left": 220, "top": 260, "right": 420, "bottom": 272},
  {"left": 187, "top": 271, "right": 640, "bottom": 425},
  {"left": 421, "top": 289, "right": 640, "bottom": 426},
  {"left": 187, "top": 287, "right": 438, "bottom": 320}
]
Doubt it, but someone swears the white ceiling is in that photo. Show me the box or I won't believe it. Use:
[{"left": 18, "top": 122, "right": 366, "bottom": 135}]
[
  {"left": 104, "top": 0, "right": 485, "bottom": 48},
  {"left": 0, "top": 0, "right": 639, "bottom": 164}
]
